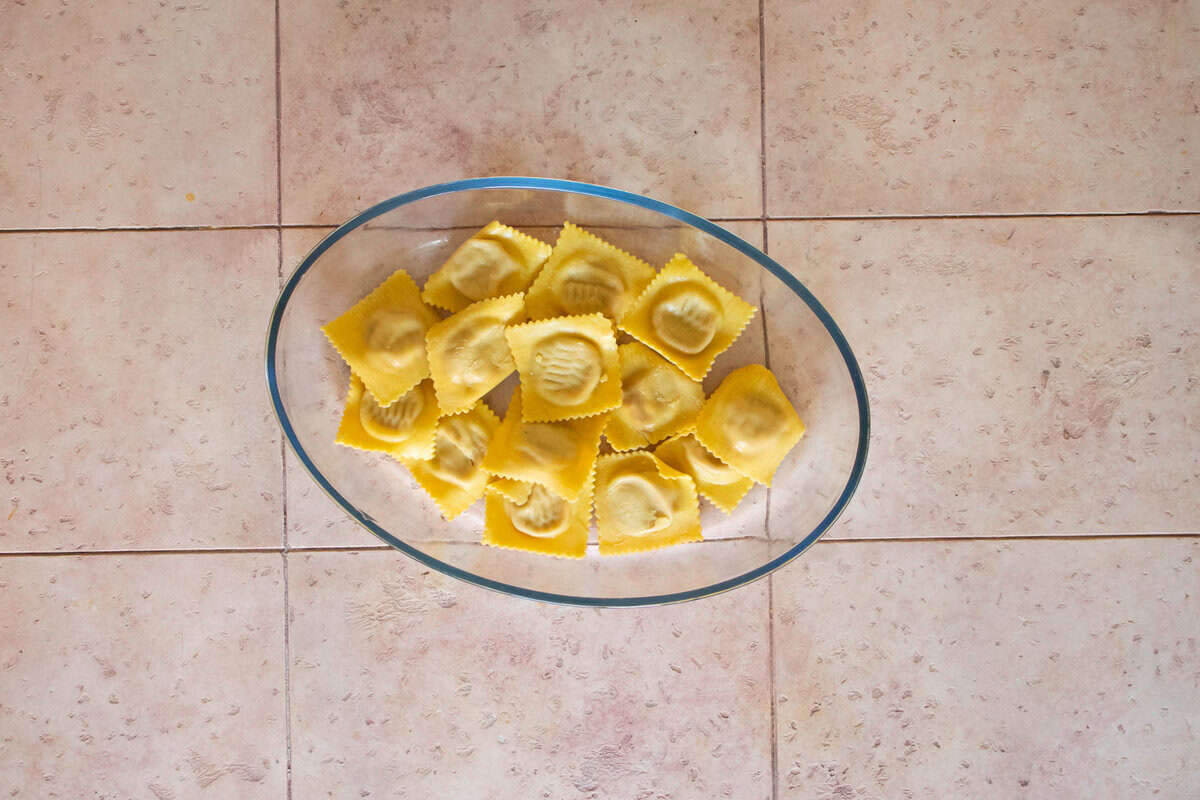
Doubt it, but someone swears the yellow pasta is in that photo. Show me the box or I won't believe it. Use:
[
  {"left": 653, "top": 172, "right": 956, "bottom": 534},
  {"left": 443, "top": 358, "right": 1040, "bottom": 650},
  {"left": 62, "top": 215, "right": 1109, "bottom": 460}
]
[
  {"left": 694, "top": 365, "right": 805, "bottom": 486},
  {"left": 604, "top": 342, "right": 704, "bottom": 451},
  {"left": 425, "top": 293, "right": 525, "bottom": 415},
  {"left": 481, "top": 386, "right": 608, "bottom": 501},
  {"left": 421, "top": 221, "right": 552, "bottom": 313},
  {"left": 594, "top": 451, "right": 701, "bottom": 556},
  {"left": 524, "top": 222, "right": 656, "bottom": 321},
  {"left": 483, "top": 478, "right": 591, "bottom": 559},
  {"left": 654, "top": 433, "right": 754, "bottom": 514},
  {"left": 404, "top": 402, "right": 500, "bottom": 519},
  {"left": 619, "top": 253, "right": 756, "bottom": 381},
  {"left": 322, "top": 268, "right": 441, "bottom": 406},
  {"left": 335, "top": 374, "right": 441, "bottom": 461},
  {"left": 505, "top": 313, "right": 622, "bottom": 422}
]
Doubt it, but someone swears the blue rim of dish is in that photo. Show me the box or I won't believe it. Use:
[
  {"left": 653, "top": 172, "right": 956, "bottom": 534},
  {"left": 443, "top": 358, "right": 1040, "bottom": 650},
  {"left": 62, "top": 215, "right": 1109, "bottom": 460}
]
[{"left": 266, "top": 177, "right": 870, "bottom": 607}]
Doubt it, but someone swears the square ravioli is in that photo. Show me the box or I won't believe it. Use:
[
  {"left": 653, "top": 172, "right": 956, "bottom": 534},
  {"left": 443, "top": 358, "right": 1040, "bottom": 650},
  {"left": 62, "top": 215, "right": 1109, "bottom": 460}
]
[
  {"left": 605, "top": 342, "right": 704, "bottom": 451},
  {"left": 420, "top": 221, "right": 552, "bottom": 313},
  {"left": 619, "top": 253, "right": 756, "bottom": 381},
  {"left": 322, "top": 268, "right": 441, "bottom": 406},
  {"left": 505, "top": 313, "right": 622, "bottom": 422},
  {"left": 594, "top": 451, "right": 702, "bottom": 556},
  {"left": 404, "top": 402, "right": 500, "bottom": 519},
  {"left": 654, "top": 433, "right": 754, "bottom": 514},
  {"left": 483, "top": 478, "right": 591, "bottom": 559},
  {"left": 425, "top": 293, "right": 525, "bottom": 415},
  {"left": 695, "top": 365, "right": 805, "bottom": 486},
  {"left": 481, "top": 386, "right": 608, "bottom": 501},
  {"left": 524, "top": 222, "right": 656, "bottom": 321},
  {"left": 336, "top": 374, "right": 440, "bottom": 461}
]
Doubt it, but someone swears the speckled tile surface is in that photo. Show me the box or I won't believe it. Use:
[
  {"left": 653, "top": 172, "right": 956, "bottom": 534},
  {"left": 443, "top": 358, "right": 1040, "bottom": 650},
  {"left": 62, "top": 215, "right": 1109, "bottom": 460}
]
[
  {"left": 0, "top": 0, "right": 277, "bottom": 227},
  {"left": 287, "top": 550, "right": 772, "bottom": 799},
  {"left": 771, "top": 538, "right": 1200, "bottom": 799},
  {"left": 0, "top": 231, "right": 283, "bottom": 551},
  {"left": 766, "top": 217, "right": 1200, "bottom": 538},
  {"left": 279, "top": 0, "right": 762, "bottom": 224},
  {"left": 1, "top": 0, "right": 1198, "bottom": 796},
  {"left": 0, "top": 554, "right": 286, "bottom": 797},
  {"left": 765, "top": 0, "right": 1200, "bottom": 215}
]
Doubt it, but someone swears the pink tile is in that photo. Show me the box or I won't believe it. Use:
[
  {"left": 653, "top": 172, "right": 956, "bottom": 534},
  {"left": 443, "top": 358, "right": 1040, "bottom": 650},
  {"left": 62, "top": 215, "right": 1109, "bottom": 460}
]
[
  {"left": 288, "top": 550, "right": 771, "bottom": 799},
  {"left": 0, "top": 0, "right": 277, "bottom": 227},
  {"left": 765, "top": 0, "right": 1200, "bottom": 215},
  {"left": 280, "top": 0, "right": 762, "bottom": 224},
  {"left": 772, "top": 538, "right": 1200, "bottom": 798},
  {"left": 1, "top": 231, "right": 282, "bottom": 551},
  {"left": 0, "top": 553, "right": 286, "bottom": 796},
  {"left": 765, "top": 217, "right": 1200, "bottom": 537}
]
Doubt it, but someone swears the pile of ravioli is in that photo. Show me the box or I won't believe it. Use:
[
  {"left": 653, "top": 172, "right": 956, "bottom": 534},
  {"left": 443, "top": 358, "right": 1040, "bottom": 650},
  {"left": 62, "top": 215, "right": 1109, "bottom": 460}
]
[{"left": 322, "top": 221, "right": 805, "bottom": 558}]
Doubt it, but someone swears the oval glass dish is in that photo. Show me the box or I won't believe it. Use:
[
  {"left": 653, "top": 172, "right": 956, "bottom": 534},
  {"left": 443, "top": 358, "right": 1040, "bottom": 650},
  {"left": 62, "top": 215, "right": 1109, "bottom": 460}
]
[{"left": 267, "top": 178, "right": 869, "bottom": 606}]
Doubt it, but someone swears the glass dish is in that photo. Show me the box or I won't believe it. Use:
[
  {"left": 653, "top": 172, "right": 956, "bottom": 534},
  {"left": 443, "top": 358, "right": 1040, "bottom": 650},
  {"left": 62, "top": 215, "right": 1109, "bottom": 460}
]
[{"left": 266, "top": 178, "right": 868, "bottom": 606}]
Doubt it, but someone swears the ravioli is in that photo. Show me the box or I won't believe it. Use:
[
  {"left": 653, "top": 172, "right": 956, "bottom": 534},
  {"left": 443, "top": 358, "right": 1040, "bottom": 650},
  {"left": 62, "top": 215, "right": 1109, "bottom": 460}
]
[
  {"left": 604, "top": 342, "right": 704, "bottom": 451},
  {"left": 322, "top": 268, "right": 441, "bottom": 406},
  {"left": 524, "top": 222, "right": 656, "bottom": 321},
  {"left": 480, "top": 386, "right": 608, "bottom": 501},
  {"left": 421, "top": 221, "right": 552, "bottom": 313},
  {"left": 483, "top": 478, "right": 591, "bottom": 558},
  {"left": 593, "top": 451, "right": 701, "bottom": 555},
  {"left": 335, "top": 374, "right": 440, "bottom": 461},
  {"left": 505, "top": 313, "right": 622, "bottom": 422},
  {"left": 619, "top": 253, "right": 756, "bottom": 381},
  {"left": 694, "top": 365, "right": 805, "bottom": 486},
  {"left": 654, "top": 433, "right": 754, "bottom": 514},
  {"left": 425, "top": 293, "right": 525, "bottom": 415},
  {"left": 404, "top": 402, "right": 500, "bottom": 519}
]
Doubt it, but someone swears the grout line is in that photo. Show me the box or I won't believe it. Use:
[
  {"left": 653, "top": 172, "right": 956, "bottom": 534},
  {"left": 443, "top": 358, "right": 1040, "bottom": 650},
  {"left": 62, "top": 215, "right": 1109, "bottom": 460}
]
[
  {"left": 816, "top": 531, "right": 1200, "bottom": 544},
  {"left": 767, "top": 573, "right": 778, "bottom": 800},
  {"left": 758, "top": 0, "right": 768, "bottom": 225},
  {"left": 2, "top": 211, "right": 1198, "bottom": 238},
  {"left": 281, "top": 551, "right": 293, "bottom": 800},
  {"left": 0, "top": 532, "right": 1196, "bottom": 559},
  {"left": 273, "top": 3, "right": 293, "bottom": 795},
  {"left": 0, "top": 532, "right": 1196, "bottom": 560},
  {"left": 764, "top": 209, "right": 1200, "bottom": 222},
  {"left": 274, "top": 0, "right": 284, "bottom": 231},
  {"left": 757, "top": 7, "right": 779, "bottom": 795}
]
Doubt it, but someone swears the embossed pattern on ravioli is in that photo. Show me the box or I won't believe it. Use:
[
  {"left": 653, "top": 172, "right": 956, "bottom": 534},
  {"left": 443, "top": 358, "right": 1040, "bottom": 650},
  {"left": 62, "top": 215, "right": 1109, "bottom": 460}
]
[
  {"left": 480, "top": 386, "right": 608, "bottom": 502},
  {"left": 321, "top": 268, "right": 441, "bottom": 406},
  {"left": 335, "top": 374, "right": 440, "bottom": 462},
  {"left": 505, "top": 313, "right": 622, "bottom": 422},
  {"left": 694, "top": 365, "right": 805, "bottom": 487},
  {"left": 482, "top": 476, "right": 592, "bottom": 559},
  {"left": 619, "top": 253, "right": 756, "bottom": 381},
  {"left": 524, "top": 222, "right": 656, "bottom": 321},
  {"left": 425, "top": 293, "right": 525, "bottom": 415},
  {"left": 605, "top": 342, "right": 704, "bottom": 452},
  {"left": 420, "top": 221, "right": 552, "bottom": 313},
  {"left": 405, "top": 402, "right": 500, "bottom": 519},
  {"left": 594, "top": 451, "right": 701, "bottom": 556},
  {"left": 654, "top": 433, "right": 754, "bottom": 514}
]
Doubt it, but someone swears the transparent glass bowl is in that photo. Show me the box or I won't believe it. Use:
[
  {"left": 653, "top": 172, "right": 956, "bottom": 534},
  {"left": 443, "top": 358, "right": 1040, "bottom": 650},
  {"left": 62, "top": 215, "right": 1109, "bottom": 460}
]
[{"left": 267, "top": 178, "right": 868, "bottom": 606}]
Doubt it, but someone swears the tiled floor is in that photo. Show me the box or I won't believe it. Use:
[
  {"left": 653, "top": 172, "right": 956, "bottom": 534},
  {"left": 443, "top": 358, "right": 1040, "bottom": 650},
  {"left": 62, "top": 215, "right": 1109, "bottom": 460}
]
[{"left": 1, "top": 1, "right": 1196, "bottom": 798}]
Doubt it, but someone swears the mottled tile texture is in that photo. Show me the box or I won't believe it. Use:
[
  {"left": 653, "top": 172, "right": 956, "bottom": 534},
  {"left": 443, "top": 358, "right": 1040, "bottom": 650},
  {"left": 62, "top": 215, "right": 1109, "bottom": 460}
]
[
  {"left": 772, "top": 538, "right": 1200, "bottom": 798},
  {"left": 766, "top": 0, "right": 1200, "bottom": 215},
  {"left": 767, "top": 217, "right": 1200, "bottom": 537},
  {"left": 288, "top": 551, "right": 772, "bottom": 799},
  {"left": 0, "top": 554, "right": 286, "bottom": 797},
  {"left": 0, "top": 231, "right": 283, "bottom": 551},
  {"left": 280, "top": 0, "right": 762, "bottom": 223},
  {"left": 0, "top": 0, "right": 277, "bottom": 226}
]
